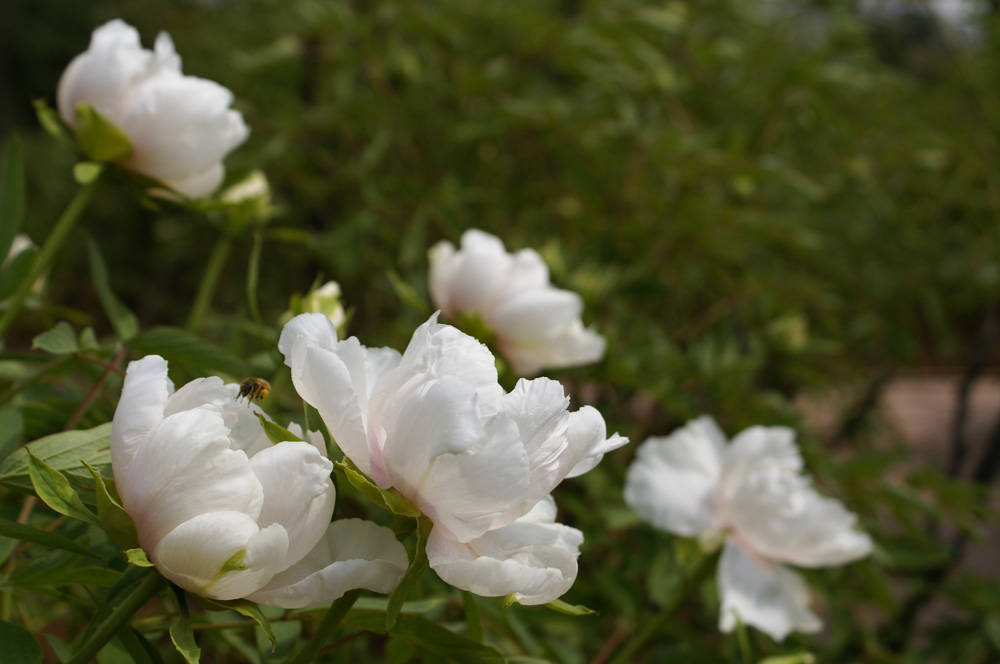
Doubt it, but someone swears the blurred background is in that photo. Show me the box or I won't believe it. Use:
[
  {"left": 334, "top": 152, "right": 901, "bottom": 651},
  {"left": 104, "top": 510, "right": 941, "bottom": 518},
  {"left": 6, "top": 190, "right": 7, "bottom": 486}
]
[{"left": 3, "top": 0, "right": 1000, "bottom": 661}]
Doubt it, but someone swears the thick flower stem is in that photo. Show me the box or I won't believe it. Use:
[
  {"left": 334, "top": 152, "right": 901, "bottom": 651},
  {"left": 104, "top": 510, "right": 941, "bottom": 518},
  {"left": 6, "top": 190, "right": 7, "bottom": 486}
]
[
  {"left": 67, "top": 571, "right": 166, "bottom": 664},
  {"left": 285, "top": 589, "right": 361, "bottom": 664},
  {"left": 0, "top": 176, "right": 101, "bottom": 339},
  {"left": 185, "top": 233, "right": 233, "bottom": 333},
  {"left": 608, "top": 553, "right": 715, "bottom": 664}
]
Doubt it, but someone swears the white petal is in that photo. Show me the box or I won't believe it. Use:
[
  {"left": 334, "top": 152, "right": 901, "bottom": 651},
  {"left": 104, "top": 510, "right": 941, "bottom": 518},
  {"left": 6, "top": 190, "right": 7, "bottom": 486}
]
[
  {"left": 718, "top": 425, "right": 800, "bottom": 504},
  {"left": 249, "top": 442, "right": 335, "bottom": 572},
  {"left": 717, "top": 538, "right": 821, "bottom": 641},
  {"left": 383, "top": 376, "right": 530, "bottom": 542},
  {"left": 247, "top": 519, "right": 409, "bottom": 608},
  {"left": 500, "top": 319, "right": 606, "bottom": 376},
  {"left": 160, "top": 163, "right": 226, "bottom": 199},
  {"left": 153, "top": 511, "right": 288, "bottom": 601},
  {"left": 433, "top": 230, "right": 512, "bottom": 314},
  {"left": 111, "top": 356, "right": 173, "bottom": 506},
  {"left": 623, "top": 417, "right": 726, "bottom": 537},
  {"left": 483, "top": 248, "right": 550, "bottom": 310},
  {"left": 490, "top": 289, "right": 582, "bottom": 341},
  {"left": 563, "top": 405, "right": 628, "bottom": 479},
  {"left": 428, "top": 240, "right": 458, "bottom": 314},
  {"left": 427, "top": 513, "right": 583, "bottom": 606}
]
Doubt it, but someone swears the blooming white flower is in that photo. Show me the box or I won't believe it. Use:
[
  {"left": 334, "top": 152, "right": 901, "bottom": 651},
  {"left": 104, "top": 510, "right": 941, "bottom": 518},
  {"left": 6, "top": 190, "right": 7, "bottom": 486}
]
[
  {"left": 57, "top": 19, "right": 249, "bottom": 198},
  {"left": 428, "top": 229, "right": 605, "bottom": 376},
  {"left": 624, "top": 416, "right": 872, "bottom": 641},
  {"left": 111, "top": 355, "right": 408, "bottom": 606},
  {"left": 278, "top": 312, "right": 627, "bottom": 604}
]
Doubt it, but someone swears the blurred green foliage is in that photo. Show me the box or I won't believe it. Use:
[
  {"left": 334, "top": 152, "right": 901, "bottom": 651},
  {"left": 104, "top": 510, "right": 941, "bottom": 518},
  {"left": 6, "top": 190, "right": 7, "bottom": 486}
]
[{"left": 2, "top": 0, "right": 1000, "bottom": 662}]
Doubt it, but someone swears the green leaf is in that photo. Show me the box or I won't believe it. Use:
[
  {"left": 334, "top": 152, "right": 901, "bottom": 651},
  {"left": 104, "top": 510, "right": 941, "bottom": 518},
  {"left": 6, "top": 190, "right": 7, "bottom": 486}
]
[
  {"left": 0, "top": 244, "right": 39, "bottom": 301},
  {"left": 125, "top": 549, "right": 154, "bottom": 567},
  {"left": 0, "top": 620, "right": 42, "bottom": 664},
  {"left": 27, "top": 451, "right": 100, "bottom": 526},
  {"left": 386, "top": 516, "right": 432, "bottom": 633},
  {"left": 253, "top": 412, "right": 302, "bottom": 446},
  {"left": 0, "top": 406, "right": 23, "bottom": 461},
  {"left": 84, "top": 461, "right": 139, "bottom": 550},
  {"left": 33, "top": 99, "right": 71, "bottom": 144},
  {"left": 246, "top": 231, "right": 263, "bottom": 326},
  {"left": 345, "top": 610, "right": 504, "bottom": 664},
  {"left": 464, "top": 591, "right": 484, "bottom": 642},
  {"left": 73, "top": 162, "right": 104, "bottom": 185},
  {"left": 74, "top": 104, "right": 133, "bottom": 163},
  {"left": 169, "top": 588, "right": 201, "bottom": 664},
  {"left": 0, "top": 422, "right": 113, "bottom": 494},
  {"left": 542, "top": 598, "right": 598, "bottom": 616},
  {"left": 386, "top": 268, "right": 431, "bottom": 315},
  {"left": 758, "top": 654, "right": 816, "bottom": 664},
  {"left": 0, "top": 517, "right": 102, "bottom": 560},
  {"left": 130, "top": 327, "right": 252, "bottom": 379},
  {"left": 116, "top": 627, "right": 163, "bottom": 664},
  {"left": 334, "top": 459, "right": 421, "bottom": 518},
  {"left": 8, "top": 562, "right": 120, "bottom": 587},
  {"left": 198, "top": 597, "right": 277, "bottom": 653},
  {"left": 31, "top": 321, "right": 79, "bottom": 355},
  {"left": 87, "top": 237, "right": 139, "bottom": 341},
  {"left": 0, "top": 135, "right": 26, "bottom": 261}
]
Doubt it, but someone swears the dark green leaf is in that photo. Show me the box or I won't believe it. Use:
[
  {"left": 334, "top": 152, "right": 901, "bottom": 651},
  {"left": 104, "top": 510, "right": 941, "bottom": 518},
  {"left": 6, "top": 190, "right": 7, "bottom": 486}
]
[
  {"left": 0, "top": 244, "right": 39, "bottom": 301},
  {"left": 386, "top": 516, "right": 432, "bottom": 633},
  {"left": 85, "top": 461, "right": 139, "bottom": 550},
  {"left": 0, "top": 620, "right": 42, "bottom": 664},
  {"left": 74, "top": 104, "right": 133, "bottom": 163},
  {"left": 334, "top": 459, "right": 420, "bottom": 518},
  {"left": 0, "top": 517, "right": 102, "bottom": 560},
  {"left": 246, "top": 231, "right": 263, "bottom": 326},
  {"left": 0, "top": 135, "right": 25, "bottom": 261},
  {"left": 115, "top": 627, "right": 163, "bottom": 664},
  {"left": 8, "top": 563, "right": 120, "bottom": 588},
  {"left": 253, "top": 412, "right": 302, "bottom": 446},
  {"left": 27, "top": 451, "right": 100, "bottom": 526},
  {"left": 0, "top": 422, "right": 113, "bottom": 494},
  {"left": 346, "top": 610, "right": 505, "bottom": 664},
  {"left": 198, "top": 597, "right": 277, "bottom": 653},
  {"left": 131, "top": 327, "right": 252, "bottom": 379},
  {"left": 464, "top": 591, "right": 484, "bottom": 642},
  {"left": 31, "top": 321, "right": 79, "bottom": 355},
  {"left": 87, "top": 237, "right": 139, "bottom": 341}
]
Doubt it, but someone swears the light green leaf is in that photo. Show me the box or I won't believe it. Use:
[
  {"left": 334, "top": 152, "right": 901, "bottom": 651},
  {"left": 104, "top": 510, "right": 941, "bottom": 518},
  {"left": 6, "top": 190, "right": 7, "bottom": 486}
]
[
  {"left": 74, "top": 104, "right": 133, "bottom": 163},
  {"left": 125, "top": 548, "right": 154, "bottom": 568},
  {"left": 543, "top": 598, "right": 598, "bottom": 616},
  {"left": 169, "top": 588, "right": 201, "bottom": 664},
  {"left": 0, "top": 518, "right": 102, "bottom": 560},
  {"left": 87, "top": 237, "right": 139, "bottom": 341},
  {"left": 31, "top": 321, "right": 79, "bottom": 355},
  {"left": 758, "top": 654, "right": 815, "bottom": 664},
  {"left": 334, "top": 459, "right": 421, "bottom": 518},
  {"left": 27, "top": 451, "right": 100, "bottom": 526},
  {"left": 130, "top": 327, "right": 252, "bottom": 379},
  {"left": 73, "top": 162, "right": 104, "bottom": 185},
  {"left": 252, "top": 412, "right": 302, "bottom": 446},
  {"left": 33, "top": 99, "right": 71, "bottom": 144},
  {"left": 0, "top": 620, "right": 42, "bottom": 664},
  {"left": 198, "top": 597, "right": 277, "bottom": 653},
  {"left": 0, "top": 135, "right": 25, "bottom": 262},
  {"left": 386, "top": 516, "right": 432, "bottom": 633},
  {"left": 85, "top": 461, "right": 139, "bottom": 550},
  {"left": 0, "top": 422, "right": 113, "bottom": 494}
]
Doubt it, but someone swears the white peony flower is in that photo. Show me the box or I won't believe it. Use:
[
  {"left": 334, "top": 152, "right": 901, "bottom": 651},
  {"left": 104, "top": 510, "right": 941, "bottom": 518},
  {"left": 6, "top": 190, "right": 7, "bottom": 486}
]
[
  {"left": 110, "top": 355, "right": 408, "bottom": 607},
  {"left": 428, "top": 229, "right": 605, "bottom": 376},
  {"left": 278, "top": 312, "right": 627, "bottom": 604},
  {"left": 623, "top": 416, "right": 872, "bottom": 641},
  {"left": 57, "top": 19, "right": 249, "bottom": 198}
]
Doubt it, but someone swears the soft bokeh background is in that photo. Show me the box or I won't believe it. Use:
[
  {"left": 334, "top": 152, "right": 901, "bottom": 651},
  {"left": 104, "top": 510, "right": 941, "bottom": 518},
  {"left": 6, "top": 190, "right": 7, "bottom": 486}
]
[{"left": 2, "top": 1, "right": 1000, "bottom": 662}]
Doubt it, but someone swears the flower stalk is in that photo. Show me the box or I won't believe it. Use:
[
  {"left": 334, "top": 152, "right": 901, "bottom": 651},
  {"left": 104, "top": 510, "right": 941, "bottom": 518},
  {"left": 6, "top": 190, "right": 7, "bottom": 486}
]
[
  {"left": 186, "top": 233, "right": 232, "bottom": 333},
  {"left": 67, "top": 571, "right": 166, "bottom": 664}
]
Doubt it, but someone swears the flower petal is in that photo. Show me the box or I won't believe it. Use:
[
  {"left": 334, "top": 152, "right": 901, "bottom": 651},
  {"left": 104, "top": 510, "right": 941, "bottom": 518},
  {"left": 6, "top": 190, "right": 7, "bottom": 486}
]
[
  {"left": 153, "top": 511, "right": 288, "bottom": 601},
  {"left": 428, "top": 230, "right": 511, "bottom": 314},
  {"left": 563, "top": 405, "right": 628, "bottom": 479},
  {"left": 717, "top": 538, "right": 821, "bottom": 641},
  {"left": 623, "top": 417, "right": 725, "bottom": 537},
  {"left": 249, "top": 441, "right": 335, "bottom": 572},
  {"left": 247, "top": 519, "right": 408, "bottom": 608}
]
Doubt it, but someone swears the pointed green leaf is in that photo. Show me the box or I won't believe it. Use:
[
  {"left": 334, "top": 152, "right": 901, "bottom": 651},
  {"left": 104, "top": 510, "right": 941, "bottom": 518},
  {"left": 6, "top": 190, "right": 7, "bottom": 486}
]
[
  {"left": 33, "top": 99, "right": 71, "bottom": 144},
  {"left": 0, "top": 135, "right": 25, "bottom": 261},
  {"left": 198, "top": 597, "right": 277, "bottom": 653},
  {"left": 170, "top": 587, "right": 201, "bottom": 664},
  {"left": 0, "top": 244, "right": 39, "bottom": 301},
  {"left": 31, "top": 321, "right": 79, "bottom": 355},
  {"left": 334, "top": 459, "right": 420, "bottom": 517},
  {"left": 386, "top": 516, "right": 432, "bottom": 633},
  {"left": 253, "top": 412, "right": 302, "bottom": 446},
  {"left": 0, "top": 620, "right": 42, "bottom": 664},
  {"left": 73, "top": 162, "right": 104, "bottom": 185},
  {"left": 246, "top": 231, "right": 263, "bottom": 326},
  {"left": 543, "top": 598, "right": 598, "bottom": 616},
  {"left": 84, "top": 461, "right": 139, "bottom": 550},
  {"left": 27, "top": 451, "right": 99, "bottom": 526},
  {"left": 87, "top": 236, "right": 139, "bottom": 341},
  {"left": 125, "top": 548, "right": 154, "bottom": 567},
  {"left": 0, "top": 517, "right": 102, "bottom": 560},
  {"left": 0, "top": 422, "right": 112, "bottom": 494},
  {"left": 386, "top": 268, "right": 431, "bottom": 315},
  {"left": 116, "top": 627, "right": 163, "bottom": 664},
  {"left": 74, "top": 104, "right": 133, "bottom": 163}
]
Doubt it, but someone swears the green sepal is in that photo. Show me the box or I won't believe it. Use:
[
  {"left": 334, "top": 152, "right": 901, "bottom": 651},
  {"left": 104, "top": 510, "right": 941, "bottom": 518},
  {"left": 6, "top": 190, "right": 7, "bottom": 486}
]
[
  {"left": 502, "top": 594, "right": 519, "bottom": 609},
  {"left": 253, "top": 412, "right": 302, "bottom": 445},
  {"left": 125, "top": 548, "right": 154, "bottom": 567},
  {"left": 197, "top": 597, "right": 277, "bottom": 653},
  {"left": 169, "top": 586, "right": 201, "bottom": 664},
  {"left": 73, "top": 162, "right": 104, "bottom": 185},
  {"left": 543, "top": 598, "right": 598, "bottom": 616},
  {"left": 334, "top": 458, "right": 420, "bottom": 517},
  {"left": 84, "top": 461, "right": 139, "bottom": 550},
  {"left": 386, "top": 516, "right": 432, "bottom": 633},
  {"left": 74, "top": 103, "right": 133, "bottom": 163},
  {"left": 27, "top": 450, "right": 100, "bottom": 526}
]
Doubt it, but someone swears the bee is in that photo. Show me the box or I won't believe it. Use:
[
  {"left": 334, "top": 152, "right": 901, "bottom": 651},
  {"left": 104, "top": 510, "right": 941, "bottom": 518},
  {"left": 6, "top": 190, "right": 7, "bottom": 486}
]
[{"left": 236, "top": 377, "right": 271, "bottom": 404}]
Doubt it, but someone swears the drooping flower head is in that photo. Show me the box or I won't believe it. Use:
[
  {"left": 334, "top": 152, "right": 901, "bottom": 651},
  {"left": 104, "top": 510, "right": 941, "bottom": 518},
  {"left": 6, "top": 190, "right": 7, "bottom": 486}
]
[
  {"left": 58, "top": 19, "right": 248, "bottom": 198},
  {"left": 429, "top": 229, "right": 605, "bottom": 376},
  {"left": 624, "top": 416, "right": 873, "bottom": 641},
  {"left": 110, "top": 356, "right": 407, "bottom": 607},
  {"left": 278, "top": 312, "right": 627, "bottom": 604}
]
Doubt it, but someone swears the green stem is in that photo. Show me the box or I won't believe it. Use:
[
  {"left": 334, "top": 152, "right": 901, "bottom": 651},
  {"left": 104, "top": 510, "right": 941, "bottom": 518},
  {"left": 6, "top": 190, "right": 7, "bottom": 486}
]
[
  {"left": 610, "top": 553, "right": 715, "bottom": 664},
  {"left": 285, "top": 589, "right": 361, "bottom": 664},
  {"left": 186, "top": 233, "right": 233, "bottom": 332},
  {"left": 0, "top": 176, "right": 101, "bottom": 338},
  {"left": 68, "top": 571, "right": 166, "bottom": 664}
]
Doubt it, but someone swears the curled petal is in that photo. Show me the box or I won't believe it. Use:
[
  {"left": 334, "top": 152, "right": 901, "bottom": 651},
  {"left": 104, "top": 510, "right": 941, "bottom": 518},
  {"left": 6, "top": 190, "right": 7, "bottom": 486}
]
[
  {"left": 247, "top": 519, "right": 409, "bottom": 609},
  {"left": 623, "top": 417, "right": 725, "bottom": 537},
  {"left": 717, "top": 538, "right": 821, "bottom": 641},
  {"left": 153, "top": 511, "right": 289, "bottom": 601},
  {"left": 111, "top": 356, "right": 173, "bottom": 504},
  {"left": 563, "top": 405, "right": 628, "bottom": 479}
]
